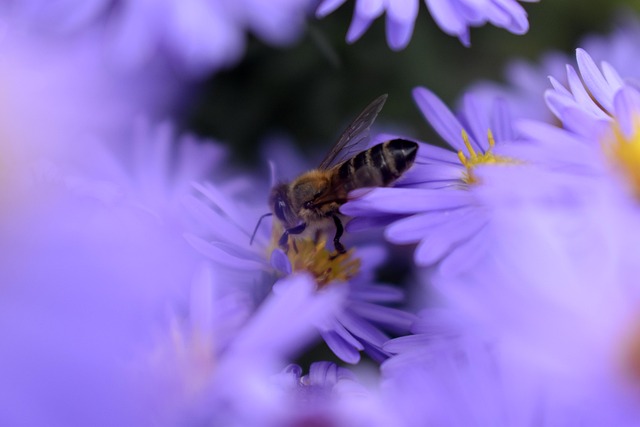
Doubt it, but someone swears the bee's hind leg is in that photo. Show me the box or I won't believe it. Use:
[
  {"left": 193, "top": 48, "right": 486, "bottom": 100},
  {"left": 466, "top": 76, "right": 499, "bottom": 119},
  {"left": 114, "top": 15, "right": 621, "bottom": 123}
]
[{"left": 331, "top": 215, "right": 346, "bottom": 254}]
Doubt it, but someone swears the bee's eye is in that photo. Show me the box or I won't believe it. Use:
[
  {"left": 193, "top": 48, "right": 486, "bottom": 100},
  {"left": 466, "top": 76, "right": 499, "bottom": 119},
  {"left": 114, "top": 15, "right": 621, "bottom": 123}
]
[
  {"left": 274, "top": 199, "right": 287, "bottom": 221},
  {"left": 303, "top": 201, "right": 313, "bottom": 209}
]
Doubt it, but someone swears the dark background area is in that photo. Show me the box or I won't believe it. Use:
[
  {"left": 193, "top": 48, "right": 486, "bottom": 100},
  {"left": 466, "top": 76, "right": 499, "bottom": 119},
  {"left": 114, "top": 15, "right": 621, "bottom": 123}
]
[{"left": 185, "top": 0, "right": 638, "bottom": 166}]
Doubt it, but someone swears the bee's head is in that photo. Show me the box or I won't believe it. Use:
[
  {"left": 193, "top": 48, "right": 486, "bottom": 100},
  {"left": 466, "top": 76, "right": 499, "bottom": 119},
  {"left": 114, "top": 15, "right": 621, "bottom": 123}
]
[{"left": 269, "top": 183, "right": 298, "bottom": 229}]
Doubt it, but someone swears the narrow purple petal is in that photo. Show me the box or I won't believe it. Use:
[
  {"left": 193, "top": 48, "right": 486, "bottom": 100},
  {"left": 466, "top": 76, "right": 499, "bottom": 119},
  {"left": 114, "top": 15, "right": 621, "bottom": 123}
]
[
  {"left": 321, "top": 331, "right": 361, "bottom": 364},
  {"left": 601, "top": 61, "right": 624, "bottom": 89},
  {"left": 415, "top": 142, "right": 461, "bottom": 164},
  {"left": 346, "top": 12, "right": 375, "bottom": 43},
  {"left": 491, "top": 0, "right": 528, "bottom": 33},
  {"left": 413, "top": 87, "right": 467, "bottom": 151},
  {"left": 437, "top": 224, "right": 489, "bottom": 276},
  {"left": 184, "top": 235, "right": 266, "bottom": 270},
  {"left": 383, "top": 334, "right": 432, "bottom": 353},
  {"left": 425, "top": 0, "right": 466, "bottom": 35},
  {"left": 490, "top": 97, "right": 514, "bottom": 142},
  {"left": 270, "top": 249, "right": 292, "bottom": 274},
  {"left": 414, "top": 213, "right": 487, "bottom": 266},
  {"left": 566, "top": 64, "right": 607, "bottom": 118},
  {"left": 400, "top": 163, "right": 464, "bottom": 184},
  {"left": 337, "top": 311, "right": 389, "bottom": 347},
  {"left": 350, "top": 284, "right": 405, "bottom": 303},
  {"left": 560, "top": 107, "right": 611, "bottom": 139},
  {"left": 576, "top": 48, "right": 615, "bottom": 113},
  {"left": 459, "top": 93, "right": 489, "bottom": 152},
  {"left": 349, "top": 302, "right": 416, "bottom": 332},
  {"left": 385, "top": 208, "right": 474, "bottom": 244},
  {"left": 346, "top": 215, "right": 400, "bottom": 232},
  {"left": 355, "top": 0, "right": 385, "bottom": 18},
  {"left": 327, "top": 319, "right": 366, "bottom": 351},
  {"left": 316, "top": 0, "right": 347, "bottom": 18},
  {"left": 386, "top": 14, "right": 415, "bottom": 51},
  {"left": 613, "top": 86, "right": 640, "bottom": 139},
  {"left": 385, "top": 0, "right": 418, "bottom": 50},
  {"left": 341, "top": 188, "right": 472, "bottom": 216}
]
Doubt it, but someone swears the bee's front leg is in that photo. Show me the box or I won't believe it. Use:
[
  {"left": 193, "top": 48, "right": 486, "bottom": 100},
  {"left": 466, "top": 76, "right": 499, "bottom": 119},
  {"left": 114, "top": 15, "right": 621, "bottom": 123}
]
[
  {"left": 331, "top": 215, "right": 346, "bottom": 254},
  {"left": 279, "top": 223, "right": 307, "bottom": 252}
]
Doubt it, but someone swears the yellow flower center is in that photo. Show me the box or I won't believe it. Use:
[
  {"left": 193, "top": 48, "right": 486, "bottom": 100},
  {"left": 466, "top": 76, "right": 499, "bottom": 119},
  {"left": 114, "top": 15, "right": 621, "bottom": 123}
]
[
  {"left": 269, "top": 223, "right": 360, "bottom": 287},
  {"left": 457, "top": 129, "right": 512, "bottom": 184},
  {"left": 608, "top": 120, "right": 640, "bottom": 199},
  {"left": 286, "top": 237, "right": 360, "bottom": 288}
]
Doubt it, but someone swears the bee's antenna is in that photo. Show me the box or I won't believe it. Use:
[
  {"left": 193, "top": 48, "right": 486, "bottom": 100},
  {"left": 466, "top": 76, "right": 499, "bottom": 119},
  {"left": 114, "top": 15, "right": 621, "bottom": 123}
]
[{"left": 250, "top": 212, "right": 273, "bottom": 245}]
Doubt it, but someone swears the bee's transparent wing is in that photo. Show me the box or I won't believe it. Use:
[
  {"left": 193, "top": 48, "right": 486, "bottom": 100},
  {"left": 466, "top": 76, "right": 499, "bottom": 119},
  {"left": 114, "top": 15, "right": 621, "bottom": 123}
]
[{"left": 318, "top": 94, "right": 388, "bottom": 170}]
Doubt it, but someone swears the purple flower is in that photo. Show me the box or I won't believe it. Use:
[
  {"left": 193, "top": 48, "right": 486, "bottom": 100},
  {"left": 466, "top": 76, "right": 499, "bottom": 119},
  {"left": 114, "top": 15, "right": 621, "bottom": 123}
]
[
  {"left": 316, "top": 0, "right": 537, "bottom": 50},
  {"left": 0, "top": 28, "right": 177, "bottom": 156},
  {"left": 402, "top": 164, "right": 640, "bottom": 426},
  {"left": 513, "top": 48, "right": 640, "bottom": 202},
  {"left": 186, "top": 142, "right": 416, "bottom": 364},
  {"left": 342, "top": 87, "right": 520, "bottom": 275},
  {"left": 129, "top": 270, "right": 344, "bottom": 426},
  {"left": 6, "top": 0, "right": 315, "bottom": 77}
]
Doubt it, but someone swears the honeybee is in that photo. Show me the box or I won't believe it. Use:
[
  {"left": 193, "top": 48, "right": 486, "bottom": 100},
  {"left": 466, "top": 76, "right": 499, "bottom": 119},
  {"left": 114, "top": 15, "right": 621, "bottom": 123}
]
[{"left": 252, "top": 94, "right": 418, "bottom": 254}]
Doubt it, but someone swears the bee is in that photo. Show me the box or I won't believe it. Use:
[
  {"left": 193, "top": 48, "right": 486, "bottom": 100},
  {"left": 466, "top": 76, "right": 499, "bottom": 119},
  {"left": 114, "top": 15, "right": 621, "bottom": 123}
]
[{"left": 252, "top": 94, "right": 418, "bottom": 254}]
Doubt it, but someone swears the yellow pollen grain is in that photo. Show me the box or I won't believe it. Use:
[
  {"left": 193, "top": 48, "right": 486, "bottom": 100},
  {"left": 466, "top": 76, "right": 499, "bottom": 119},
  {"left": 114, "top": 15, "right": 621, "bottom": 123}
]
[
  {"left": 607, "top": 119, "right": 640, "bottom": 200},
  {"left": 457, "top": 129, "right": 512, "bottom": 184}
]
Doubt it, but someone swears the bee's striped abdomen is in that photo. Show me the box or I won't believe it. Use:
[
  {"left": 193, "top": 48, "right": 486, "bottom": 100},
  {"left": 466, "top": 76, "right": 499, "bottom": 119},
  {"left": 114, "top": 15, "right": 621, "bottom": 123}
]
[{"left": 337, "top": 139, "right": 418, "bottom": 192}]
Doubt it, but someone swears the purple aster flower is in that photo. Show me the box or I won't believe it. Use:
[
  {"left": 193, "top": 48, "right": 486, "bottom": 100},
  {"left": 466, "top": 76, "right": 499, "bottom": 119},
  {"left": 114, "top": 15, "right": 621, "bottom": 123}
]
[
  {"left": 316, "top": 0, "right": 537, "bottom": 50},
  {"left": 185, "top": 142, "right": 416, "bottom": 364},
  {"left": 513, "top": 48, "right": 640, "bottom": 203},
  {"left": 6, "top": 0, "right": 315, "bottom": 77},
  {"left": 342, "top": 87, "right": 521, "bottom": 275}
]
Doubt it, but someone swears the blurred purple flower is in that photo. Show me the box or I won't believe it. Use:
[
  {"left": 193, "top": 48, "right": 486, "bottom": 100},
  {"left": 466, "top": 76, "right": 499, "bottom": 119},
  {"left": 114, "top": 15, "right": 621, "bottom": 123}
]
[
  {"left": 5, "top": 0, "right": 315, "bottom": 77},
  {"left": 391, "top": 163, "right": 640, "bottom": 426},
  {"left": 129, "top": 270, "right": 344, "bottom": 426},
  {"left": 271, "top": 362, "right": 395, "bottom": 426},
  {"left": 0, "top": 29, "right": 178, "bottom": 156},
  {"left": 316, "top": 0, "right": 537, "bottom": 50},
  {"left": 342, "top": 87, "right": 520, "bottom": 274}
]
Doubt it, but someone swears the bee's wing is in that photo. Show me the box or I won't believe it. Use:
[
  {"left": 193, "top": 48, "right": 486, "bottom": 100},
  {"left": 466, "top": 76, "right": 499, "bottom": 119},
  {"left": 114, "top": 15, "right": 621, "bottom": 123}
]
[{"left": 318, "top": 94, "right": 388, "bottom": 170}]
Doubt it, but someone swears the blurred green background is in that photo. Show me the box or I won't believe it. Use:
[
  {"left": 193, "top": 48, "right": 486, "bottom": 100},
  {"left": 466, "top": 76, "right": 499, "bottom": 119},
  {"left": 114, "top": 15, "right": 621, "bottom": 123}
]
[{"left": 186, "top": 0, "right": 640, "bottom": 165}]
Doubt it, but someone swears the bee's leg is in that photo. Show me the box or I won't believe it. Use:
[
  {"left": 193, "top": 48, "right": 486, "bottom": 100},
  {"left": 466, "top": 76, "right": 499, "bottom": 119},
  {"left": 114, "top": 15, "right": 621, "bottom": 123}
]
[
  {"left": 331, "top": 215, "right": 346, "bottom": 254},
  {"left": 279, "top": 223, "right": 306, "bottom": 252}
]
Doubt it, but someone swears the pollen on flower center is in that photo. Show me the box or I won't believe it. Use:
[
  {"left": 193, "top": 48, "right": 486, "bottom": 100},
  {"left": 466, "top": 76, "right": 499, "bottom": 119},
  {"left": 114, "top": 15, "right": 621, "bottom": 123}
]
[
  {"left": 287, "top": 238, "right": 361, "bottom": 288},
  {"left": 608, "top": 120, "right": 640, "bottom": 200},
  {"left": 269, "top": 223, "right": 361, "bottom": 287},
  {"left": 457, "top": 129, "right": 511, "bottom": 184}
]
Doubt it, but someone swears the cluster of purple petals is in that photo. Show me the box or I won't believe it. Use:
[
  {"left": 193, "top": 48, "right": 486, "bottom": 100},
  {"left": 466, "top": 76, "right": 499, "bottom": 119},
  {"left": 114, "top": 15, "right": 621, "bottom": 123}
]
[
  {"left": 2, "top": 0, "right": 315, "bottom": 77},
  {"left": 9, "top": 3, "right": 640, "bottom": 427},
  {"left": 317, "top": 0, "right": 538, "bottom": 50},
  {"left": 344, "top": 15, "right": 640, "bottom": 427}
]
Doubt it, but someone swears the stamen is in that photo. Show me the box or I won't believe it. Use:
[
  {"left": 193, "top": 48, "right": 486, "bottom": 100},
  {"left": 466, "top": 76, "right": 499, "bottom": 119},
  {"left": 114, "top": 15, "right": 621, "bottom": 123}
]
[{"left": 457, "top": 128, "right": 513, "bottom": 184}]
